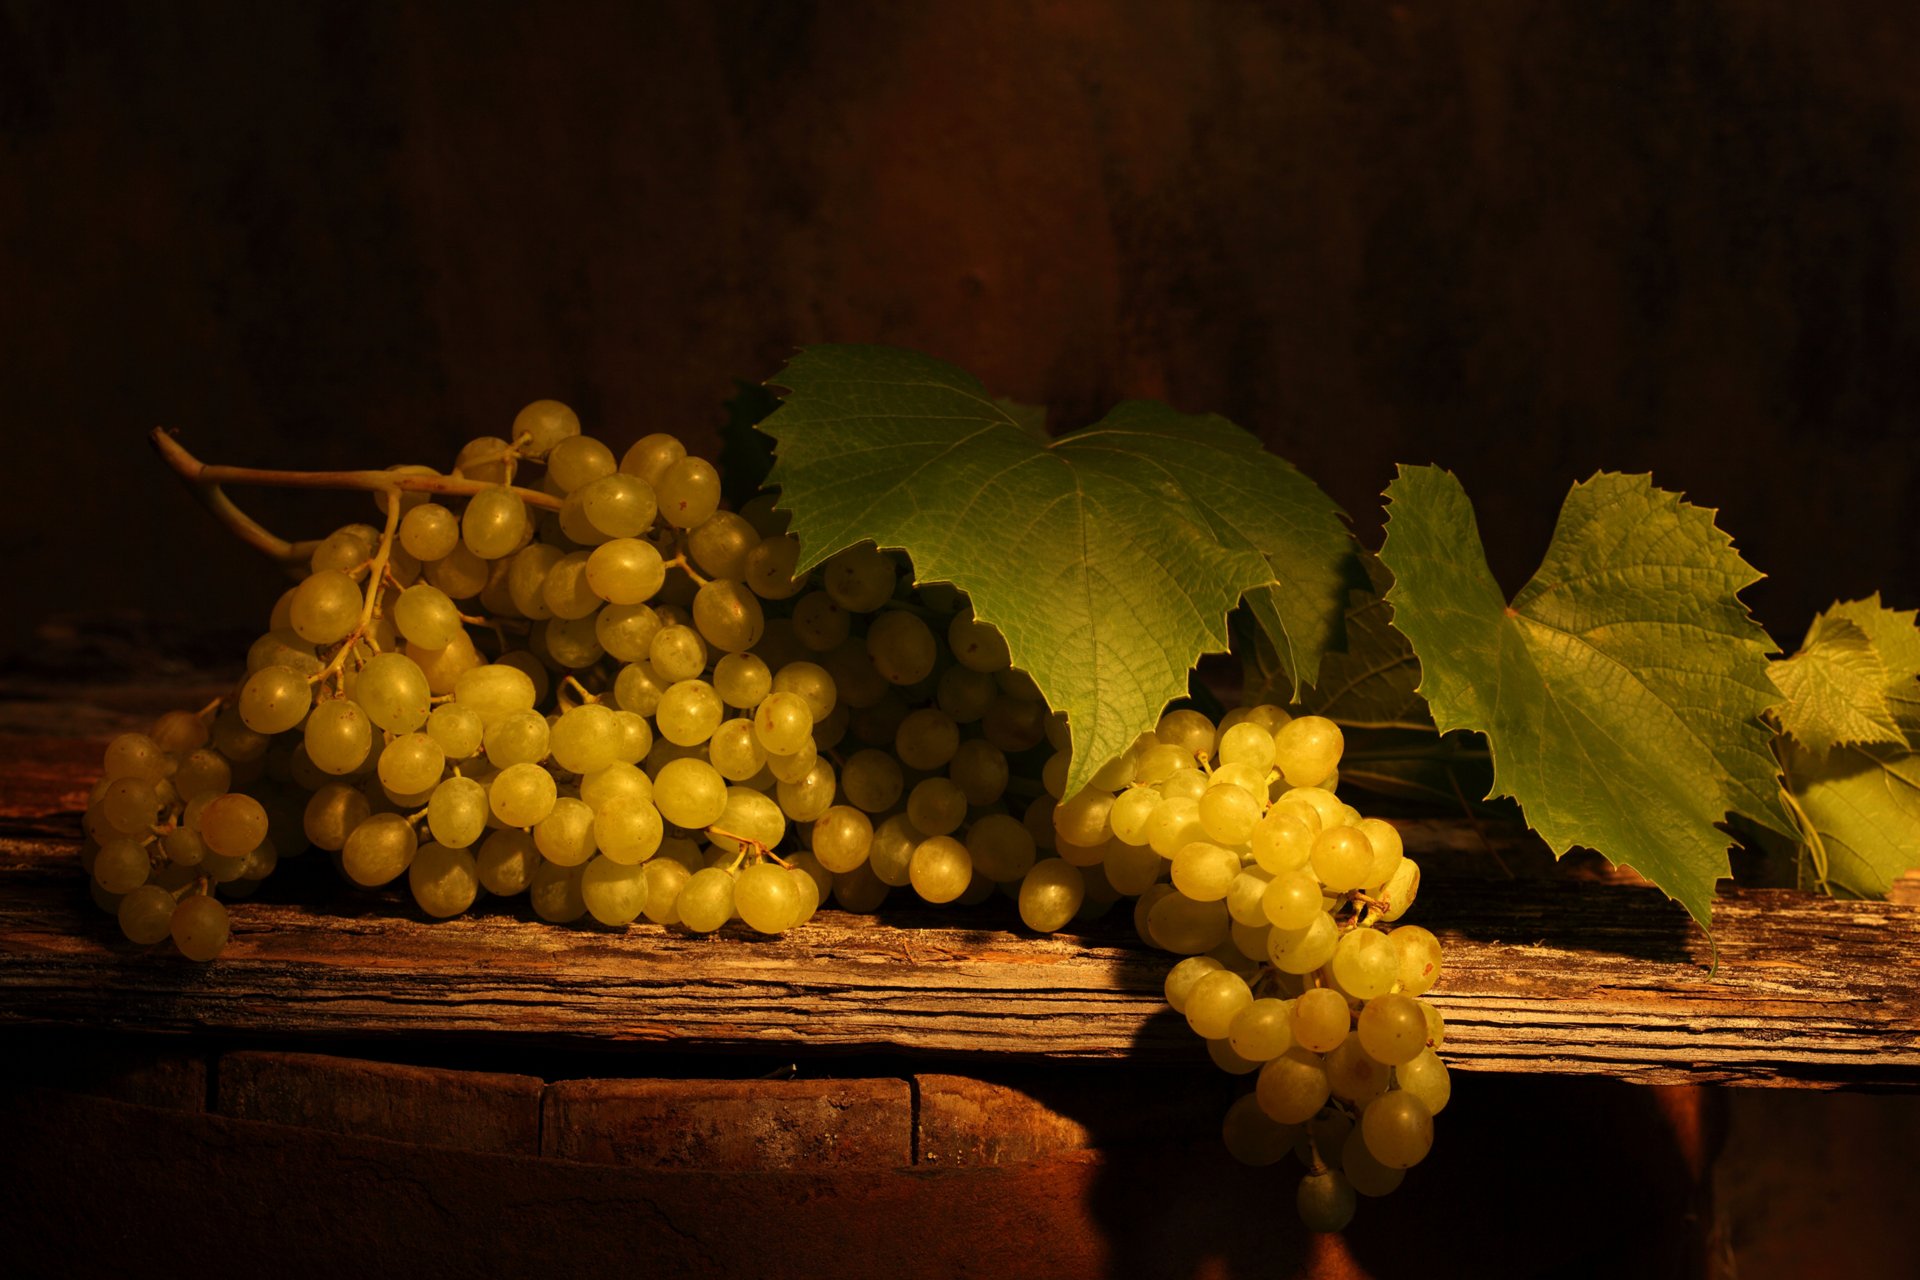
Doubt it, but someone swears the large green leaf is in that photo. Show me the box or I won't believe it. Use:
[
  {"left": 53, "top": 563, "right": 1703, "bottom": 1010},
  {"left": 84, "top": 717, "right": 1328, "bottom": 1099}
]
[
  {"left": 1768, "top": 616, "right": 1901, "bottom": 757},
  {"left": 1378, "top": 466, "right": 1787, "bottom": 929},
  {"left": 1781, "top": 740, "right": 1920, "bottom": 897},
  {"left": 760, "top": 345, "right": 1353, "bottom": 797}
]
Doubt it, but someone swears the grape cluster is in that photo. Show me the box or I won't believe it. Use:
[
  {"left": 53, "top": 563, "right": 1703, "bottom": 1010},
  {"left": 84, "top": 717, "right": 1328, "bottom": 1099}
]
[{"left": 81, "top": 401, "right": 1448, "bottom": 1231}]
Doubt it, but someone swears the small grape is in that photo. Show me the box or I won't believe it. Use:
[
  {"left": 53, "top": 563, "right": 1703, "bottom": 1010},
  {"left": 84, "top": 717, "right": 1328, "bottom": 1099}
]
[{"left": 170, "top": 894, "right": 230, "bottom": 961}]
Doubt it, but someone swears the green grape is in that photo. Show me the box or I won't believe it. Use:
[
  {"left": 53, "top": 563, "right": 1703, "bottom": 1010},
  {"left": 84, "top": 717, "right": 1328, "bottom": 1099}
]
[
  {"left": 770, "top": 662, "right": 837, "bottom": 721},
  {"left": 1146, "top": 797, "right": 1205, "bottom": 858},
  {"left": 1388, "top": 925, "right": 1442, "bottom": 995},
  {"left": 1197, "top": 783, "right": 1261, "bottom": 846},
  {"left": 199, "top": 793, "right": 268, "bottom": 858},
  {"left": 904, "top": 777, "right": 966, "bottom": 837},
  {"left": 1250, "top": 809, "right": 1314, "bottom": 875},
  {"left": 1217, "top": 721, "right": 1276, "bottom": 773},
  {"left": 619, "top": 431, "right": 685, "bottom": 485},
  {"left": 400, "top": 502, "right": 460, "bottom": 561},
  {"left": 1292, "top": 987, "right": 1351, "bottom": 1054},
  {"left": 692, "top": 578, "right": 765, "bottom": 653},
  {"left": 1101, "top": 839, "right": 1162, "bottom": 896},
  {"left": 729, "top": 861, "right": 796, "bottom": 933},
  {"left": 1107, "top": 788, "right": 1158, "bottom": 846},
  {"left": 1361, "top": 1090, "right": 1434, "bottom": 1168},
  {"left": 482, "top": 710, "right": 550, "bottom": 770},
  {"left": 116, "top": 883, "right": 176, "bottom": 945},
  {"left": 537, "top": 551, "right": 597, "bottom": 619},
  {"left": 707, "top": 719, "right": 767, "bottom": 782},
  {"left": 169, "top": 749, "right": 228, "bottom": 803},
  {"left": 425, "top": 542, "right": 490, "bottom": 600},
  {"left": 1310, "top": 826, "right": 1373, "bottom": 893},
  {"left": 650, "top": 625, "right": 707, "bottom": 682},
  {"left": 1278, "top": 786, "right": 1343, "bottom": 831},
  {"left": 543, "top": 703, "right": 616, "bottom": 776},
  {"left": 585, "top": 538, "right": 666, "bottom": 606},
  {"left": 1162, "top": 955, "right": 1224, "bottom": 1013},
  {"left": 1018, "top": 859, "right": 1085, "bottom": 933},
  {"left": 1255, "top": 1047, "right": 1329, "bottom": 1124},
  {"left": 93, "top": 838, "right": 151, "bottom": 895},
  {"left": 655, "top": 456, "right": 721, "bottom": 528},
  {"left": 453, "top": 435, "right": 511, "bottom": 483},
  {"left": 742, "top": 534, "right": 805, "bottom": 601},
  {"left": 1261, "top": 870, "right": 1322, "bottom": 931},
  {"left": 811, "top": 806, "right": 874, "bottom": 873},
  {"left": 822, "top": 543, "right": 895, "bottom": 612},
  {"left": 978, "top": 695, "right": 1045, "bottom": 753},
  {"left": 150, "top": 710, "right": 211, "bottom": 755},
  {"left": 775, "top": 759, "right": 837, "bottom": 823},
  {"left": 866, "top": 610, "right": 935, "bottom": 684},
  {"left": 1396, "top": 1049, "right": 1451, "bottom": 1116},
  {"left": 1208, "top": 1035, "right": 1261, "bottom": 1075},
  {"left": 247, "top": 631, "right": 321, "bottom": 677},
  {"left": 713, "top": 652, "right": 773, "bottom": 709},
  {"left": 1225, "top": 868, "right": 1273, "bottom": 927},
  {"left": 510, "top": 399, "right": 580, "bottom": 458},
  {"left": 529, "top": 796, "right": 596, "bottom": 866},
  {"left": 596, "top": 602, "right": 661, "bottom": 664},
  {"left": 1147, "top": 892, "right": 1231, "bottom": 955},
  {"left": 765, "top": 739, "right": 819, "bottom": 784},
  {"left": 1228, "top": 997, "right": 1295, "bottom": 1062},
  {"left": 99, "top": 777, "right": 161, "bottom": 836},
  {"left": 170, "top": 894, "right": 230, "bottom": 961},
  {"left": 1156, "top": 709, "right": 1216, "bottom": 762},
  {"left": 708, "top": 788, "right": 787, "bottom": 855},
  {"left": 507, "top": 543, "right": 564, "bottom": 620},
  {"left": 102, "top": 732, "right": 172, "bottom": 782},
  {"left": 652, "top": 757, "right": 728, "bottom": 830},
  {"left": 1221, "top": 1093, "right": 1299, "bottom": 1167},
  {"left": 786, "top": 863, "right": 823, "bottom": 926},
  {"left": 1341, "top": 1127, "right": 1406, "bottom": 1197},
  {"left": 1185, "top": 969, "right": 1253, "bottom": 1039},
  {"left": 378, "top": 733, "right": 446, "bottom": 795},
  {"left": 529, "top": 859, "right": 587, "bottom": 922},
  {"left": 791, "top": 591, "right": 850, "bottom": 650},
  {"left": 490, "top": 762, "right": 558, "bottom": 827},
  {"left": 1357, "top": 992, "right": 1428, "bottom": 1065},
  {"left": 546, "top": 434, "right": 616, "bottom": 492},
  {"left": 1126, "top": 742, "right": 1182, "bottom": 786},
  {"left": 353, "top": 652, "right": 432, "bottom": 733},
  {"left": 418, "top": 707, "right": 479, "bottom": 764},
  {"left": 536, "top": 617, "right": 610, "bottom": 674},
  {"left": 580, "top": 854, "right": 649, "bottom": 925},
  {"left": 908, "top": 835, "right": 972, "bottom": 904},
  {"left": 341, "top": 812, "right": 417, "bottom": 887},
  {"left": 867, "top": 815, "right": 921, "bottom": 887},
  {"left": 639, "top": 858, "right": 692, "bottom": 924},
  {"left": 1324, "top": 1036, "right": 1390, "bottom": 1106},
  {"left": 1053, "top": 789, "right": 1112, "bottom": 847},
  {"left": 684, "top": 511, "right": 758, "bottom": 581},
  {"left": 1378, "top": 857, "right": 1421, "bottom": 922},
  {"left": 476, "top": 828, "right": 539, "bottom": 895},
  {"left": 1330, "top": 928, "right": 1398, "bottom": 1000},
  {"left": 946, "top": 608, "right": 1011, "bottom": 673},
  {"left": 237, "top": 665, "right": 313, "bottom": 736},
  {"left": 1266, "top": 911, "right": 1339, "bottom": 975},
  {"left": 289, "top": 570, "right": 362, "bottom": 645},
  {"left": 944, "top": 741, "right": 1005, "bottom": 808},
  {"left": 578, "top": 761, "right": 649, "bottom": 811},
  {"left": 935, "top": 665, "right": 996, "bottom": 722},
  {"left": 577, "top": 472, "right": 657, "bottom": 540},
  {"left": 303, "top": 784, "right": 370, "bottom": 852},
  {"left": 1357, "top": 816, "right": 1405, "bottom": 888},
  {"left": 1171, "top": 841, "right": 1240, "bottom": 903},
  {"left": 614, "top": 661, "right": 668, "bottom": 716},
  {"left": 840, "top": 749, "right": 902, "bottom": 813},
  {"left": 408, "top": 843, "right": 478, "bottom": 918},
  {"left": 162, "top": 825, "right": 207, "bottom": 866},
  {"left": 656, "top": 680, "right": 724, "bottom": 747},
  {"left": 676, "top": 865, "right": 736, "bottom": 932},
  {"left": 427, "top": 776, "right": 489, "bottom": 848},
  {"left": 1296, "top": 1170, "right": 1356, "bottom": 1233},
  {"left": 390, "top": 583, "right": 460, "bottom": 650},
  {"left": 752, "top": 691, "right": 813, "bottom": 756},
  {"left": 1274, "top": 715, "right": 1343, "bottom": 788}
]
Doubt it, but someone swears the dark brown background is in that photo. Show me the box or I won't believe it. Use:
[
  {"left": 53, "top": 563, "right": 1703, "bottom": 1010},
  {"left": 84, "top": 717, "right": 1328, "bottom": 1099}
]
[{"left": 4, "top": 0, "right": 1916, "bottom": 660}]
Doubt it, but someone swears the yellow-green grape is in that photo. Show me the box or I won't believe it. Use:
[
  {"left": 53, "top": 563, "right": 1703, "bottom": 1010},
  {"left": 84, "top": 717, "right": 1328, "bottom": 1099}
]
[
  {"left": 1145, "top": 797, "right": 1205, "bottom": 858},
  {"left": 817, "top": 748, "right": 890, "bottom": 815},
  {"left": 1361, "top": 1090, "right": 1434, "bottom": 1169},
  {"left": 655, "top": 456, "right": 721, "bottom": 529},
  {"left": 908, "top": 835, "right": 972, "bottom": 904},
  {"left": 392, "top": 584, "right": 463, "bottom": 650},
  {"left": 1102, "top": 840, "right": 1162, "bottom": 896},
  {"left": 400, "top": 502, "right": 459, "bottom": 560},
  {"left": 1171, "top": 841, "right": 1241, "bottom": 903},
  {"left": 1225, "top": 868, "right": 1273, "bottom": 927},
  {"left": 199, "top": 793, "right": 268, "bottom": 858},
  {"left": 1249, "top": 809, "right": 1314, "bottom": 875},
  {"left": 489, "top": 762, "right": 557, "bottom": 827},
  {"left": 354, "top": 652, "right": 432, "bottom": 733},
  {"left": 1185, "top": 968, "right": 1253, "bottom": 1039},
  {"left": 692, "top": 578, "right": 765, "bottom": 653},
  {"left": 425, "top": 542, "right": 490, "bottom": 600},
  {"left": 1296, "top": 1170, "right": 1356, "bottom": 1234},
  {"left": 899, "top": 778, "right": 960, "bottom": 838},
  {"left": 1209, "top": 763, "right": 1268, "bottom": 801},
  {"left": 786, "top": 863, "right": 824, "bottom": 926},
  {"left": 1323, "top": 1036, "right": 1389, "bottom": 1107},
  {"left": 1147, "top": 892, "right": 1231, "bottom": 955},
  {"left": 1051, "top": 789, "right": 1111, "bottom": 847},
  {"left": 1156, "top": 769, "right": 1205, "bottom": 804},
  {"left": 1261, "top": 870, "right": 1322, "bottom": 931},
  {"left": 298, "top": 700, "right": 366, "bottom": 776},
  {"left": 769, "top": 661, "right": 836, "bottom": 721},
  {"left": 649, "top": 624, "right": 706, "bottom": 682},
  {"left": 169, "top": 894, "right": 229, "bottom": 962},
  {"left": 585, "top": 538, "right": 666, "bottom": 606},
  {"left": 727, "top": 862, "right": 793, "bottom": 933},
  {"left": 1156, "top": 709, "right": 1215, "bottom": 762},
  {"left": 1330, "top": 927, "right": 1398, "bottom": 1000},
  {"left": 596, "top": 602, "right": 661, "bottom": 664},
  {"left": 92, "top": 838, "right": 150, "bottom": 895},
  {"left": 236, "top": 666, "right": 311, "bottom": 736},
  {"left": 575, "top": 472, "right": 655, "bottom": 540},
  {"left": 761, "top": 738, "right": 816, "bottom": 789},
  {"left": 1212, "top": 1034, "right": 1266, "bottom": 1075},
  {"left": 652, "top": 757, "right": 728, "bottom": 830},
  {"left": 1255, "top": 1047, "right": 1329, "bottom": 1124},
  {"left": 342, "top": 812, "right": 417, "bottom": 887},
  {"left": 1196, "top": 783, "right": 1260, "bottom": 846},
  {"left": 378, "top": 733, "right": 446, "bottom": 795},
  {"left": 1357, "top": 992, "right": 1429, "bottom": 1065},
  {"left": 1378, "top": 857, "right": 1421, "bottom": 922},
  {"left": 708, "top": 788, "right": 787, "bottom": 856},
  {"left": 116, "top": 883, "right": 175, "bottom": 945},
  {"left": 712, "top": 652, "right": 772, "bottom": 709},
  {"left": 1123, "top": 742, "right": 1178, "bottom": 786},
  {"left": 638, "top": 858, "right": 691, "bottom": 924},
  {"left": 707, "top": 719, "right": 766, "bottom": 782},
  {"left": 427, "top": 776, "right": 489, "bottom": 848},
  {"left": 1017, "top": 858, "right": 1085, "bottom": 933},
  {"left": 618, "top": 430, "right": 685, "bottom": 484},
  {"left": 578, "top": 854, "right": 649, "bottom": 926},
  {"left": 1341, "top": 1127, "right": 1407, "bottom": 1198},
  {"left": 1396, "top": 1049, "right": 1451, "bottom": 1117},
  {"left": 1266, "top": 911, "right": 1339, "bottom": 975},
  {"left": 657, "top": 680, "right": 724, "bottom": 747},
  {"left": 1292, "top": 986, "right": 1351, "bottom": 1054},
  {"left": 545, "top": 434, "right": 616, "bottom": 492},
  {"left": 303, "top": 784, "right": 370, "bottom": 852},
  {"left": 408, "top": 843, "right": 478, "bottom": 918},
  {"left": 810, "top": 806, "right": 873, "bottom": 873},
  {"left": 1273, "top": 715, "right": 1344, "bottom": 788},
  {"left": 946, "top": 608, "right": 1011, "bottom": 672},
  {"left": 505, "top": 399, "right": 577, "bottom": 458},
  {"left": 862, "top": 815, "right": 918, "bottom": 887},
  {"left": 247, "top": 631, "right": 320, "bottom": 677},
  {"left": 421, "top": 704, "right": 481, "bottom": 762},
  {"left": 1222, "top": 1093, "right": 1300, "bottom": 1167},
  {"left": 791, "top": 591, "right": 849, "bottom": 651},
  {"left": 543, "top": 703, "right": 616, "bottom": 775},
  {"left": 1217, "top": 721, "right": 1276, "bottom": 773},
  {"left": 1161, "top": 955, "right": 1223, "bottom": 1013},
  {"left": 935, "top": 666, "right": 995, "bottom": 723},
  {"left": 945, "top": 741, "right": 1005, "bottom": 809},
  {"left": 685, "top": 511, "right": 758, "bottom": 580},
  {"left": 1388, "top": 924, "right": 1443, "bottom": 996},
  {"left": 506, "top": 543, "right": 564, "bottom": 620},
  {"left": 531, "top": 796, "right": 598, "bottom": 867},
  {"left": 160, "top": 825, "right": 206, "bottom": 867},
  {"left": 955, "top": 815, "right": 1027, "bottom": 885},
  {"left": 529, "top": 858, "right": 587, "bottom": 923},
  {"left": 1279, "top": 785, "right": 1343, "bottom": 831},
  {"left": 1228, "top": 997, "right": 1295, "bottom": 1062},
  {"left": 822, "top": 543, "right": 894, "bottom": 612},
  {"left": 742, "top": 534, "right": 805, "bottom": 601},
  {"left": 150, "top": 710, "right": 210, "bottom": 757},
  {"left": 749, "top": 690, "right": 812, "bottom": 756},
  {"left": 675, "top": 865, "right": 735, "bottom": 932},
  {"left": 613, "top": 661, "right": 667, "bottom": 717},
  {"left": 866, "top": 610, "right": 935, "bottom": 685},
  {"left": 289, "top": 570, "right": 362, "bottom": 645},
  {"left": 580, "top": 761, "right": 651, "bottom": 811},
  {"left": 476, "top": 828, "right": 539, "bottom": 896},
  {"left": 1310, "top": 826, "right": 1373, "bottom": 893},
  {"left": 1106, "top": 788, "right": 1157, "bottom": 847},
  {"left": 589, "top": 793, "right": 662, "bottom": 866},
  {"left": 97, "top": 777, "right": 161, "bottom": 836},
  {"left": 310, "top": 524, "right": 381, "bottom": 573},
  {"left": 776, "top": 759, "right": 837, "bottom": 824},
  {"left": 980, "top": 694, "right": 1047, "bottom": 753},
  {"left": 1356, "top": 816, "right": 1405, "bottom": 888},
  {"left": 480, "top": 710, "right": 548, "bottom": 770}
]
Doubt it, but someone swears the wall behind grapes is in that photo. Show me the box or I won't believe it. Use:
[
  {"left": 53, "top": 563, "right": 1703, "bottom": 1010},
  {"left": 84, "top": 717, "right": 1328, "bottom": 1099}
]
[{"left": 3, "top": 0, "right": 1915, "bottom": 657}]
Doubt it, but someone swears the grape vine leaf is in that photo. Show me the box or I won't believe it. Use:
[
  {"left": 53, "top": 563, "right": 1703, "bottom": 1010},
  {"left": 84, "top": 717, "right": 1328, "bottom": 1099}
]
[
  {"left": 1767, "top": 615, "right": 1903, "bottom": 757},
  {"left": 759, "top": 345, "right": 1354, "bottom": 798},
  {"left": 1377, "top": 466, "right": 1789, "bottom": 929},
  {"left": 1779, "top": 740, "right": 1920, "bottom": 898}
]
